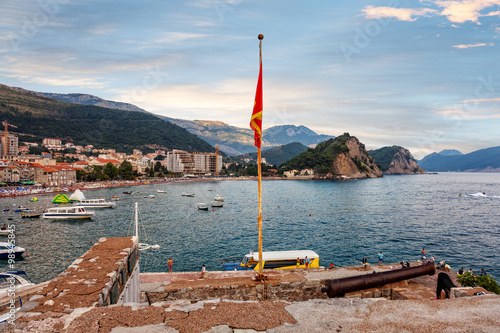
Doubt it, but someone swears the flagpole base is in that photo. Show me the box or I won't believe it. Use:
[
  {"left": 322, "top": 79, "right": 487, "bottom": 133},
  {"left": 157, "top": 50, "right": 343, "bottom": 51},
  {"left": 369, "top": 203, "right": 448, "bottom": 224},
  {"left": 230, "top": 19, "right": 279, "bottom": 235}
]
[{"left": 255, "top": 273, "right": 268, "bottom": 282}]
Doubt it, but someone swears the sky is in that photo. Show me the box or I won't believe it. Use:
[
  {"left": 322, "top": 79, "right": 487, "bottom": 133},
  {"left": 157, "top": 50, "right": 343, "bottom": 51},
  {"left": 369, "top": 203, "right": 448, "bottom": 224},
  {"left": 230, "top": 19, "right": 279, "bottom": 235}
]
[{"left": 0, "top": 0, "right": 499, "bottom": 159}]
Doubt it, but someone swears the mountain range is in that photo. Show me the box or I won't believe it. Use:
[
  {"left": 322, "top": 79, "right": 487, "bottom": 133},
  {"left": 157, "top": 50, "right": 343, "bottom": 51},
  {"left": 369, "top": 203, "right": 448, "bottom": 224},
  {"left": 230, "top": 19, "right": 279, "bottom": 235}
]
[
  {"left": 31, "top": 90, "right": 334, "bottom": 156},
  {"left": 418, "top": 148, "right": 500, "bottom": 172}
]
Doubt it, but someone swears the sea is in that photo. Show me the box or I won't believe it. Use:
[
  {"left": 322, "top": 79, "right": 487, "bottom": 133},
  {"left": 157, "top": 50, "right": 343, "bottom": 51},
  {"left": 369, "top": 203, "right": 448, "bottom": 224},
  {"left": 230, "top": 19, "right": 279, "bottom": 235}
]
[{"left": 1, "top": 172, "right": 499, "bottom": 284}]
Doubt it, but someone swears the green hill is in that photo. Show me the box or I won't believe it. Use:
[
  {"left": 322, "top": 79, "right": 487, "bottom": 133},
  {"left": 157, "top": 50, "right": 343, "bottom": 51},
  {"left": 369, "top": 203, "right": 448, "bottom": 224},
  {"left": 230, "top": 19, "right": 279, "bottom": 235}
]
[
  {"left": 231, "top": 142, "right": 308, "bottom": 166},
  {"left": 280, "top": 133, "right": 382, "bottom": 179},
  {"left": 0, "top": 84, "right": 214, "bottom": 153},
  {"left": 367, "top": 145, "right": 403, "bottom": 171}
]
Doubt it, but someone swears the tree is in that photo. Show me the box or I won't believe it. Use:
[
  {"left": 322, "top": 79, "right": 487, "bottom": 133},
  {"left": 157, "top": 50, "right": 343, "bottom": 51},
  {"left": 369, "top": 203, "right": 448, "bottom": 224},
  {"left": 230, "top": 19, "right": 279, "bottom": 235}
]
[
  {"left": 103, "top": 162, "right": 119, "bottom": 179},
  {"left": 76, "top": 169, "right": 86, "bottom": 181},
  {"left": 118, "top": 161, "right": 135, "bottom": 180}
]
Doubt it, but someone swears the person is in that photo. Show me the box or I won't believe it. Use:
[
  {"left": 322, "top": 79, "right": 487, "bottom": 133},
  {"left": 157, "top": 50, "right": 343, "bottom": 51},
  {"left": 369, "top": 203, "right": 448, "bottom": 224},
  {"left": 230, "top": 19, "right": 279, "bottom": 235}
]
[
  {"left": 421, "top": 248, "right": 426, "bottom": 259},
  {"left": 480, "top": 269, "right": 486, "bottom": 276},
  {"left": 329, "top": 262, "right": 335, "bottom": 269},
  {"left": 439, "top": 260, "right": 446, "bottom": 270},
  {"left": 200, "top": 264, "right": 206, "bottom": 279},
  {"left": 305, "top": 256, "right": 310, "bottom": 268},
  {"left": 458, "top": 267, "right": 464, "bottom": 275},
  {"left": 0, "top": 224, "right": 6, "bottom": 230},
  {"left": 469, "top": 268, "right": 473, "bottom": 274},
  {"left": 167, "top": 258, "right": 174, "bottom": 273},
  {"left": 378, "top": 252, "right": 383, "bottom": 266},
  {"left": 297, "top": 257, "right": 300, "bottom": 267},
  {"left": 429, "top": 256, "right": 435, "bottom": 264},
  {"left": 361, "top": 257, "right": 368, "bottom": 265}
]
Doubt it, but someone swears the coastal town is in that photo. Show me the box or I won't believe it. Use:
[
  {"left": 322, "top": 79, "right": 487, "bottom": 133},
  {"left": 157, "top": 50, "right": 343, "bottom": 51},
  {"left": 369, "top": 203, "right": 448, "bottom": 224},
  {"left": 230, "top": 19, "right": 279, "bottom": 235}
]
[{"left": 0, "top": 132, "right": 223, "bottom": 191}]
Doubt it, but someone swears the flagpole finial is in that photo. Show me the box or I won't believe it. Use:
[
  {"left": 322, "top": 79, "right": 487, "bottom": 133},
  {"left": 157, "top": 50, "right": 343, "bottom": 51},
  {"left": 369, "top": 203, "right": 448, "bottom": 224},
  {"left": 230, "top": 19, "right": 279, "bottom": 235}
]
[{"left": 258, "top": 34, "right": 264, "bottom": 40}]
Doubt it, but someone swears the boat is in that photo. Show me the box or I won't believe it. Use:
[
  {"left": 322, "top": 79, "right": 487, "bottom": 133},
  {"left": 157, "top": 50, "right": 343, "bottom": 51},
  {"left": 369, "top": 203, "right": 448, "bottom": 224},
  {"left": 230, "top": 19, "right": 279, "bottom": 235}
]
[
  {"left": 0, "top": 229, "right": 10, "bottom": 236},
  {"left": 0, "top": 271, "right": 34, "bottom": 296},
  {"left": 182, "top": 192, "right": 195, "bottom": 197},
  {"left": 132, "top": 203, "right": 160, "bottom": 252},
  {"left": 197, "top": 203, "right": 209, "bottom": 211},
  {"left": 0, "top": 242, "right": 26, "bottom": 259},
  {"left": 111, "top": 196, "right": 120, "bottom": 201},
  {"left": 42, "top": 206, "right": 95, "bottom": 220},
  {"left": 222, "top": 250, "right": 320, "bottom": 271},
  {"left": 156, "top": 189, "right": 167, "bottom": 193},
  {"left": 29, "top": 197, "right": 38, "bottom": 202},
  {"left": 2, "top": 209, "right": 9, "bottom": 212},
  {"left": 144, "top": 194, "right": 155, "bottom": 199},
  {"left": 123, "top": 191, "right": 132, "bottom": 195},
  {"left": 13, "top": 206, "right": 30, "bottom": 212},
  {"left": 21, "top": 212, "right": 40, "bottom": 218},
  {"left": 214, "top": 195, "right": 224, "bottom": 202},
  {"left": 76, "top": 198, "right": 116, "bottom": 208},
  {"left": 211, "top": 202, "right": 223, "bottom": 208}
]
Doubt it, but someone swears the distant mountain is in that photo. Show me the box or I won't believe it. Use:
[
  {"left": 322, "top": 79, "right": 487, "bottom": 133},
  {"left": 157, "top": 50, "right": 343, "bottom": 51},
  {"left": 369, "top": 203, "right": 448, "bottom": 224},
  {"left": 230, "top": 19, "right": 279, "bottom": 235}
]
[
  {"left": 164, "top": 117, "right": 334, "bottom": 156},
  {"left": 0, "top": 84, "right": 214, "bottom": 154},
  {"left": 31, "top": 90, "right": 334, "bottom": 156},
  {"left": 32, "top": 91, "right": 148, "bottom": 113},
  {"left": 419, "top": 146, "right": 500, "bottom": 172},
  {"left": 263, "top": 125, "right": 334, "bottom": 146},
  {"left": 368, "top": 146, "right": 425, "bottom": 175},
  {"left": 281, "top": 133, "right": 382, "bottom": 179},
  {"left": 437, "top": 149, "right": 463, "bottom": 156},
  {"left": 231, "top": 142, "right": 308, "bottom": 166}
]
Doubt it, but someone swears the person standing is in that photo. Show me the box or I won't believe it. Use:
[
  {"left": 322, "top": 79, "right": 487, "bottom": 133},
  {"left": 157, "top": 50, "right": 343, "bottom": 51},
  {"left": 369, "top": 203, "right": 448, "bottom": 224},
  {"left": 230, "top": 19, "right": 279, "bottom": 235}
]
[
  {"left": 296, "top": 257, "right": 300, "bottom": 267},
  {"left": 305, "top": 256, "right": 310, "bottom": 268},
  {"left": 167, "top": 258, "right": 174, "bottom": 273},
  {"left": 200, "top": 264, "right": 206, "bottom": 279},
  {"left": 378, "top": 252, "right": 383, "bottom": 266}
]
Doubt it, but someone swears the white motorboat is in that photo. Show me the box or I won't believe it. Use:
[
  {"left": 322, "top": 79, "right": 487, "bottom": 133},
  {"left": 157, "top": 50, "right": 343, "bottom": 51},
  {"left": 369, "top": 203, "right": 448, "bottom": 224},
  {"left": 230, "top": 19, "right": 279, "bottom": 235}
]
[
  {"left": 211, "top": 202, "right": 223, "bottom": 208},
  {"left": 156, "top": 189, "right": 167, "bottom": 193},
  {"left": 214, "top": 195, "right": 224, "bottom": 202},
  {"left": 42, "top": 206, "right": 95, "bottom": 220},
  {"left": 0, "top": 242, "right": 25, "bottom": 258},
  {"left": 144, "top": 194, "right": 155, "bottom": 199},
  {"left": 182, "top": 192, "right": 195, "bottom": 197},
  {"left": 0, "top": 271, "right": 34, "bottom": 297},
  {"left": 76, "top": 198, "right": 116, "bottom": 208}
]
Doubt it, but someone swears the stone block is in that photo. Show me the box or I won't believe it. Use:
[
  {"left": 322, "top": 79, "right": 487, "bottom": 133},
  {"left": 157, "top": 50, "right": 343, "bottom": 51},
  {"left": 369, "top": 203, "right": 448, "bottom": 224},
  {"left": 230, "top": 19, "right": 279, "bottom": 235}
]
[{"left": 361, "top": 292, "right": 373, "bottom": 299}]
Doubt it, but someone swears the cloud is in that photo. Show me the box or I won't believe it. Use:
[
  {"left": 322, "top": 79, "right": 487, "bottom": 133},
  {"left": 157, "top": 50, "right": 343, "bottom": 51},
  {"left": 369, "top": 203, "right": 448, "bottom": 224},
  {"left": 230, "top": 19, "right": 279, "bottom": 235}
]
[
  {"left": 463, "top": 97, "right": 500, "bottom": 103},
  {"left": 362, "top": 5, "right": 437, "bottom": 21},
  {"left": 434, "top": 0, "right": 500, "bottom": 24},
  {"left": 452, "top": 42, "right": 494, "bottom": 48}
]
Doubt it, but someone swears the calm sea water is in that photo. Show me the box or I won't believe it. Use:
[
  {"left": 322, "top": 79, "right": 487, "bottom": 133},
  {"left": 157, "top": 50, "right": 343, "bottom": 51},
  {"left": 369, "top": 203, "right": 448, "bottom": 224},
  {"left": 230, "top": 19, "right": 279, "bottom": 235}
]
[{"left": 1, "top": 172, "right": 499, "bottom": 284}]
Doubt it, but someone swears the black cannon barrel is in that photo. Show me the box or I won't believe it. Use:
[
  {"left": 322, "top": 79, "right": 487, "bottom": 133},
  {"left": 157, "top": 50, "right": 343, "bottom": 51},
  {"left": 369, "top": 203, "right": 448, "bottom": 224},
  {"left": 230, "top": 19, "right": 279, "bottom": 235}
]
[{"left": 321, "top": 262, "right": 435, "bottom": 298}]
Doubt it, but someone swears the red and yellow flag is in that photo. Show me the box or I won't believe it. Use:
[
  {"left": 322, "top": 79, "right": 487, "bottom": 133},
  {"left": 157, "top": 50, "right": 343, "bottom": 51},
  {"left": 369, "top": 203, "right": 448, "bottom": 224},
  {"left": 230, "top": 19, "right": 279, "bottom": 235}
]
[{"left": 250, "top": 62, "right": 263, "bottom": 148}]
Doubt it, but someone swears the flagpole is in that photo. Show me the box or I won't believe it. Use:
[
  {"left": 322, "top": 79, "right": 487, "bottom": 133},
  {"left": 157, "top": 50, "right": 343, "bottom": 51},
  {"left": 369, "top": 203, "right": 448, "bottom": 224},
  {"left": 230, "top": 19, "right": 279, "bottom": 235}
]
[{"left": 257, "top": 34, "right": 264, "bottom": 279}]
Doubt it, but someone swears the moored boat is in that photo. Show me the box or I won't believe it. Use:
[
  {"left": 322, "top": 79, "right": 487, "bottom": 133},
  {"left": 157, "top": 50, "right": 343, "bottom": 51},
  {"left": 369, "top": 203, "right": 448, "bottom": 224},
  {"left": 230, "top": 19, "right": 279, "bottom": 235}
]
[
  {"left": 182, "top": 192, "right": 195, "bottom": 197},
  {"left": 211, "top": 202, "right": 223, "bottom": 208},
  {"left": 0, "top": 242, "right": 25, "bottom": 259},
  {"left": 156, "top": 189, "right": 167, "bottom": 193},
  {"left": 76, "top": 198, "right": 116, "bottom": 208},
  {"left": 197, "top": 203, "right": 209, "bottom": 210},
  {"left": 0, "top": 271, "right": 34, "bottom": 296},
  {"left": 214, "top": 195, "right": 224, "bottom": 202},
  {"left": 42, "top": 206, "right": 95, "bottom": 220},
  {"left": 222, "top": 250, "right": 320, "bottom": 271}
]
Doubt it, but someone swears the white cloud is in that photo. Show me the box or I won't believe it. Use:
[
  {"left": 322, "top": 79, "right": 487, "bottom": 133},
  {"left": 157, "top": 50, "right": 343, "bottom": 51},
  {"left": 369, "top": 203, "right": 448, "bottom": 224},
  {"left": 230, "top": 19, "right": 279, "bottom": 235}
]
[
  {"left": 434, "top": 0, "right": 500, "bottom": 24},
  {"left": 452, "top": 42, "right": 494, "bottom": 48},
  {"left": 362, "top": 6, "right": 437, "bottom": 21},
  {"left": 463, "top": 97, "right": 500, "bottom": 103}
]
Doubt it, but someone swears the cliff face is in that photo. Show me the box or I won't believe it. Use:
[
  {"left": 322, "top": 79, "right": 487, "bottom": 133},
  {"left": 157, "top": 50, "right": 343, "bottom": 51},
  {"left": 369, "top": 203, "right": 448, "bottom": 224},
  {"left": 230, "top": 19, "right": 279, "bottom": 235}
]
[
  {"left": 331, "top": 137, "right": 383, "bottom": 179},
  {"left": 385, "top": 148, "right": 426, "bottom": 174},
  {"left": 368, "top": 146, "right": 426, "bottom": 175}
]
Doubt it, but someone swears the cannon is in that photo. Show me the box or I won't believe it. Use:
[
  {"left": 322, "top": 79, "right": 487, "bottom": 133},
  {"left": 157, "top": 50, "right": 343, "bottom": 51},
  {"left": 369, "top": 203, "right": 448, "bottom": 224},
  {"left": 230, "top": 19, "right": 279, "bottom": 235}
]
[{"left": 321, "top": 262, "right": 435, "bottom": 298}]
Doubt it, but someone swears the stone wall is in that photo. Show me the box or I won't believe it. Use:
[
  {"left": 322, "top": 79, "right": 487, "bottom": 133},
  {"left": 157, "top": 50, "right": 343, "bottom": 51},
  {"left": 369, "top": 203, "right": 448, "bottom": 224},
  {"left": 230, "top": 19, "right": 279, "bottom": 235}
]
[{"left": 146, "top": 279, "right": 402, "bottom": 303}]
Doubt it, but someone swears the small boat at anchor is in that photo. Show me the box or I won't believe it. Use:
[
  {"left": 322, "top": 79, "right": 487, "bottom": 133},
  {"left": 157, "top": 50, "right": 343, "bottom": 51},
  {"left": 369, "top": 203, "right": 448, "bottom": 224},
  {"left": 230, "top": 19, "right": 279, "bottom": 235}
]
[
  {"left": 22, "top": 212, "right": 40, "bottom": 218},
  {"left": 197, "top": 203, "right": 209, "bottom": 211},
  {"left": 211, "top": 202, "right": 223, "bottom": 208},
  {"left": 0, "top": 242, "right": 26, "bottom": 258},
  {"left": 42, "top": 206, "right": 95, "bottom": 220},
  {"left": 214, "top": 195, "right": 224, "bottom": 202},
  {"left": 182, "top": 192, "right": 195, "bottom": 197},
  {"left": 144, "top": 194, "right": 155, "bottom": 199},
  {"left": 156, "top": 189, "right": 167, "bottom": 193}
]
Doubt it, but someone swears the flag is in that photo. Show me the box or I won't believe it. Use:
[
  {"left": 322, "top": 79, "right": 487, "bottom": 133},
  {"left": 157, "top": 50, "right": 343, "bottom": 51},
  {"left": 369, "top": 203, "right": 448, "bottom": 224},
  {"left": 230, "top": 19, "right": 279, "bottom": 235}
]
[{"left": 250, "top": 62, "right": 263, "bottom": 148}]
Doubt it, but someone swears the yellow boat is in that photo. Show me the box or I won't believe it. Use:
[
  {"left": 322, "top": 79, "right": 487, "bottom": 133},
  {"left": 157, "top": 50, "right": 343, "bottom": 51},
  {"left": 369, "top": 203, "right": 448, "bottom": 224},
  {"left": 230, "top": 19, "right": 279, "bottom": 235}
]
[{"left": 223, "top": 250, "right": 319, "bottom": 271}]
